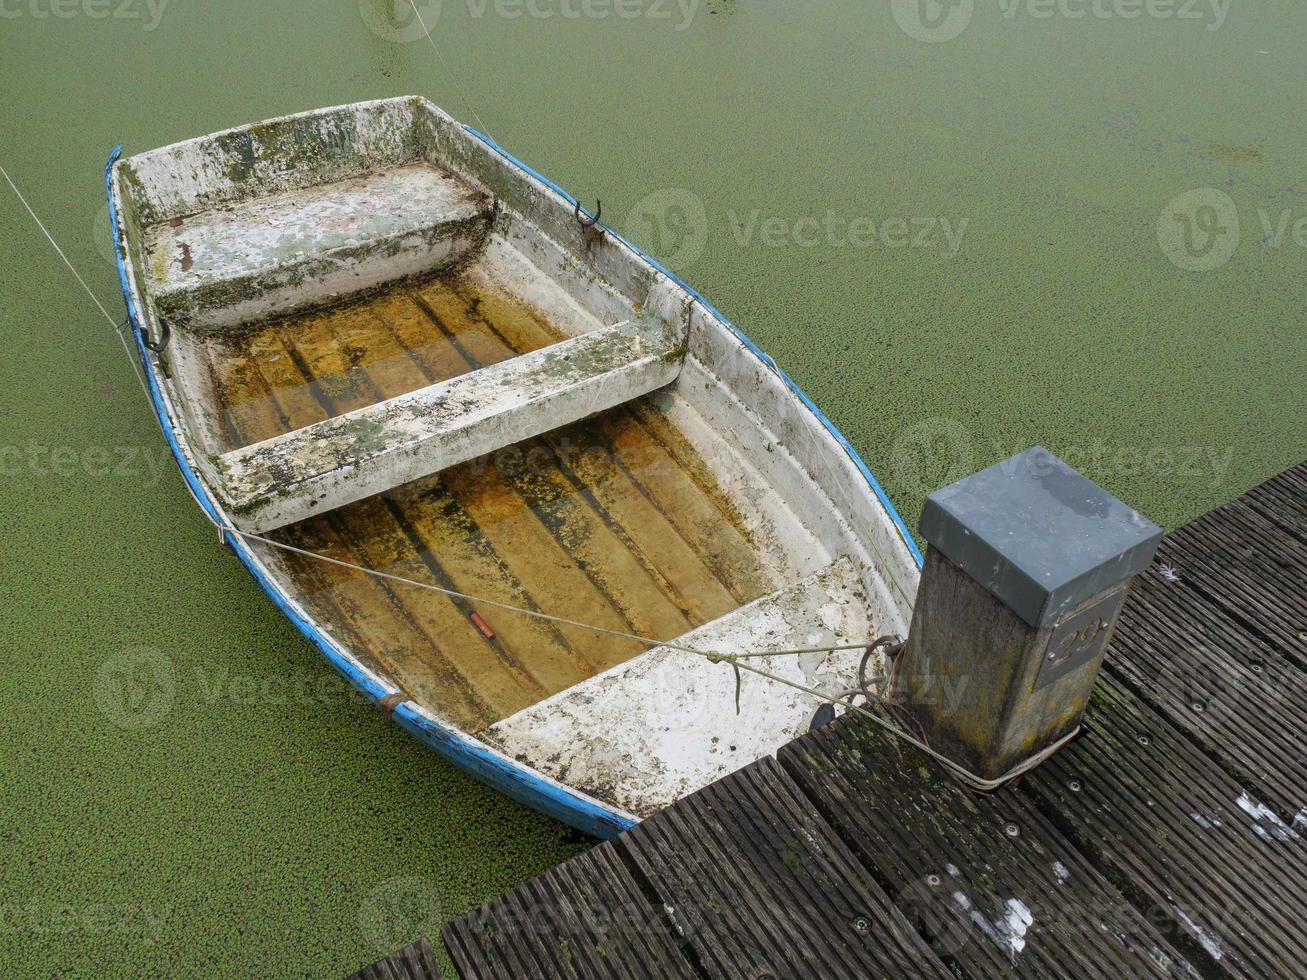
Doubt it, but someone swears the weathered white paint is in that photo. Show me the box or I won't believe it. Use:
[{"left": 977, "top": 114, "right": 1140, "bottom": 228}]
[
  {"left": 111, "top": 96, "right": 924, "bottom": 822},
  {"left": 217, "top": 314, "right": 685, "bottom": 532},
  {"left": 1172, "top": 903, "right": 1224, "bottom": 961},
  {"left": 143, "top": 162, "right": 488, "bottom": 329},
  {"left": 483, "top": 558, "right": 874, "bottom": 817},
  {"left": 1235, "top": 791, "right": 1301, "bottom": 842},
  {"left": 952, "top": 891, "right": 1035, "bottom": 962}
]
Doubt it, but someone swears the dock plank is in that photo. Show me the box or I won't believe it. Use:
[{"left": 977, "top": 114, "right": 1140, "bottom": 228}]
[
  {"left": 347, "top": 936, "right": 441, "bottom": 980},
  {"left": 780, "top": 716, "right": 1196, "bottom": 978},
  {"left": 1108, "top": 569, "right": 1307, "bottom": 820},
  {"left": 1240, "top": 461, "right": 1307, "bottom": 543},
  {"left": 440, "top": 459, "right": 1307, "bottom": 979},
  {"left": 1021, "top": 678, "right": 1307, "bottom": 978},
  {"left": 442, "top": 842, "right": 698, "bottom": 980},
  {"left": 619, "top": 756, "right": 951, "bottom": 979},
  {"left": 1158, "top": 500, "right": 1307, "bottom": 669}
]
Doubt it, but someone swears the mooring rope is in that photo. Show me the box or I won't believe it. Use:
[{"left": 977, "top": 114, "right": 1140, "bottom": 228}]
[
  {"left": 406, "top": 0, "right": 494, "bottom": 139},
  {"left": 0, "top": 162, "right": 152, "bottom": 402},
  {"left": 216, "top": 521, "right": 1075, "bottom": 791},
  {"left": 223, "top": 525, "right": 875, "bottom": 660},
  {"left": 3, "top": 129, "right": 1071, "bottom": 796}
]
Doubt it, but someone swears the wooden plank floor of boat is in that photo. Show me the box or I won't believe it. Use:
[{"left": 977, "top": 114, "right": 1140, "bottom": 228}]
[{"left": 207, "top": 273, "right": 778, "bottom": 732}]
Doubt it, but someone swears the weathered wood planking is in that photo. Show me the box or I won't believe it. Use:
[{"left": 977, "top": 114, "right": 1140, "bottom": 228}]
[
  {"left": 619, "top": 756, "right": 952, "bottom": 979},
  {"left": 435, "top": 458, "right": 1307, "bottom": 980},
  {"left": 346, "top": 936, "right": 441, "bottom": 980},
  {"left": 779, "top": 717, "right": 1196, "bottom": 978},
  {"left": 1157, "top": 499, "right": 1307, "bottom": 669},
  {"left": 1108, "top": 569, "right": 1307, "bottom": 820},
  {"left": 441, "top": 842, "right": 698, "bottom": 980},
  {"left": 1021, "top": 678, "right": 1307, "bottom": 978},
  {"left": 1240, "top": 461, "right": 1307, "bottom": 543}
]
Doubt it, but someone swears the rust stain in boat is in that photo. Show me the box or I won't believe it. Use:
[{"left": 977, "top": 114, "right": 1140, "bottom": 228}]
[
  {"left": 216, "top": 269, "right": 776, "bottom": 733},
  {"left": 204, "top": 272, "right": 566, "bottom": 450}
]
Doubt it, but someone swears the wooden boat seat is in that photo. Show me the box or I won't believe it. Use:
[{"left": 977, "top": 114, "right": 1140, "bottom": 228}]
[
  {"left": 214, "top": 314, "right": 688, "bottom": 532},
  {"left": 142, "top": 162, "right": 492, "bottom": 328},
  {"left": 481, "top": 556, "right": 873, "bottom": 819}
]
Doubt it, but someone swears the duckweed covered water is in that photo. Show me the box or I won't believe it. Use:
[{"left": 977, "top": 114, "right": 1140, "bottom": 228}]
[{"left": 1, "top": 1, "right": 1305, "bottom": 975}]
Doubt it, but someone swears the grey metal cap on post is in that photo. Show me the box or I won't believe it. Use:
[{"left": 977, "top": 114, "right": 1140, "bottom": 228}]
[{"left": 919, "top": 446, "right": 1163, "bottom": 628}]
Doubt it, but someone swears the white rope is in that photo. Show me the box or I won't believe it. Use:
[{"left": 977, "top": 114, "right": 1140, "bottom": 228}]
[
  {"left": 218, "top": 523, "right": 1074, "bottom": 790},
  {"left": 407, "top": 0, "right": 493, "bottom": 138},
  {"left": 0, "top": 162, "right": 151, "bottom": 401},
  {"left": 225, "top": 524, "right": 875, "bottom": 660}
]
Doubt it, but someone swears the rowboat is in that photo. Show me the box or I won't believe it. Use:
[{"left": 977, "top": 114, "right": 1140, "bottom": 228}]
[{"left": 106, "top": 96, "right": 922, "bottom": 837}]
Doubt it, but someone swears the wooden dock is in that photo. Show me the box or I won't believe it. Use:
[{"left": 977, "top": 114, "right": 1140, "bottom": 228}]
[{"left": 356, "top": 461, "right": 1307, "bottom": 979}]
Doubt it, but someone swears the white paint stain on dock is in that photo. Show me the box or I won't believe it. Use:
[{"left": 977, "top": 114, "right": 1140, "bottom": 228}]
[
  {"left": 950, "top": 891, "right": 1035, "bottom": 961},
  {"left": 1173, "top": 904, "right": 1224, "bottom": 961},
  {"left": 1235, "top": 791, "right": 1300, "bottom": 842}
]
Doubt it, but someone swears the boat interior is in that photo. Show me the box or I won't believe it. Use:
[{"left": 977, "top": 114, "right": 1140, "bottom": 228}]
[{"left": 112, "top": 97, "right": 916, "bottom": 817}]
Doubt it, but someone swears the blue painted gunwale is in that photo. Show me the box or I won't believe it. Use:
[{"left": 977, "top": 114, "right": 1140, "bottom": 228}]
[{"left": 103, "top": 120, "right": 921, "bottom": 840}]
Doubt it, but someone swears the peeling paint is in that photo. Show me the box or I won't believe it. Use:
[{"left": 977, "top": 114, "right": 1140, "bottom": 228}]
[{"left": 111, "top": 95, "right": 922, "bottom": 827}]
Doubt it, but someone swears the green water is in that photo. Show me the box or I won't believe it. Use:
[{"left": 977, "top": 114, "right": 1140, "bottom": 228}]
[{"left": 1, "top": 1, "right": 1304, "bottom": 975}]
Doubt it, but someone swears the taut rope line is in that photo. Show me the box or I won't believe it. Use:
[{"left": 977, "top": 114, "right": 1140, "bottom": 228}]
[{"left": 2, "top": 140, "right": 1072, "bottom": 795}]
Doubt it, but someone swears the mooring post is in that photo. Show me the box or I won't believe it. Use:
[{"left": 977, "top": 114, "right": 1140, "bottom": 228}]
[{"left": 894, "top": 446, "right": 1162, "bottom": 782}]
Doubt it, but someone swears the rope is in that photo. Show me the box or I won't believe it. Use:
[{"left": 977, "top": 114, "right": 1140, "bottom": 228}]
[
  {"left": 225, "top": 525, "right": 876, "bottom": 660},
  {"left": 217, "top": 522, "right": 1074, "bottom": 791},
  {"left": 0, "top": 71, "right": 1071, "bottom": 794},
  {"left": 407, "top": 0, "right": 493, "bottom": 139},
  {"left": 0, "top": 162, "right": 151, "bottom": 402}
]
